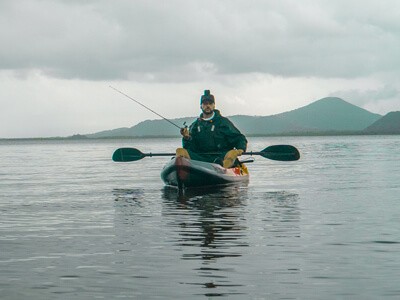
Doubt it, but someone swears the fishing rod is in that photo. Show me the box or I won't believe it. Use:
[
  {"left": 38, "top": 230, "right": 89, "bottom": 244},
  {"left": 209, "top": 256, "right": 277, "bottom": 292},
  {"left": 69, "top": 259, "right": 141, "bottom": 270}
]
[{"left": 109, "top": 85, "right": 182, "bottom": 129}]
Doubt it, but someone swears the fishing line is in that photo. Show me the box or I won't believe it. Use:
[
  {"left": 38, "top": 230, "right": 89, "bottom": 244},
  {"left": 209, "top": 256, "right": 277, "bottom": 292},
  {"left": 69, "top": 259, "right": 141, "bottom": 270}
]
[{"left": 109, "top": 85, "right": 182, "bottom": 129}]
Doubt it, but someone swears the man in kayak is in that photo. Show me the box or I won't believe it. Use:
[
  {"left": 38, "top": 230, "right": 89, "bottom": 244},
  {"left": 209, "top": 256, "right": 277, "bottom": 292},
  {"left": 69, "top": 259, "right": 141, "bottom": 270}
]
[{"left": 176, "top": 90, "right": 248, "bottom": 168}]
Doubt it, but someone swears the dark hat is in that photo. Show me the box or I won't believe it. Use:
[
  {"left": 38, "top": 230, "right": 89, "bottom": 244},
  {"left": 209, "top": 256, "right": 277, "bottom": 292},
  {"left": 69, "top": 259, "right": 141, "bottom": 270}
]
[{"left": 200, "top": 90, "right": 215, "bottom": 104}]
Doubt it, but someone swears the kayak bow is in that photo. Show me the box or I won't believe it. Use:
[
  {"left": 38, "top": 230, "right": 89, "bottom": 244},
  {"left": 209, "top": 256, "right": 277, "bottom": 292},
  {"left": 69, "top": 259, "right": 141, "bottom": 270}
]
[{"left": 160, "top": 157, "right": 249, "bottom": 189}]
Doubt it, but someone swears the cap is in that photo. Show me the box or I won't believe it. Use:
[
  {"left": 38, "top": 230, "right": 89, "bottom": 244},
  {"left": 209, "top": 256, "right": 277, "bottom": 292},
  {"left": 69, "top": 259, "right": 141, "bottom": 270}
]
[{"left": 200, "top": 90, "right": 215, "bottom": 104}]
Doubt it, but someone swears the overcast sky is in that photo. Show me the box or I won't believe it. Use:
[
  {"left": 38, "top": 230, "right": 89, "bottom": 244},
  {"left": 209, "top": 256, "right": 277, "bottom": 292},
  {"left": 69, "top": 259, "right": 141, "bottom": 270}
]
[{"left": 1, "top": 0, "right": 399, "bottom": 138}]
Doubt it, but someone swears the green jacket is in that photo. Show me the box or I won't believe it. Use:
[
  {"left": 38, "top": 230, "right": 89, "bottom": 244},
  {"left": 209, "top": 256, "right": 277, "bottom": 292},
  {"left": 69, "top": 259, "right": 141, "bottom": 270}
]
[{"left": 183, "top": 110, "right": 247, "bottom": 153}]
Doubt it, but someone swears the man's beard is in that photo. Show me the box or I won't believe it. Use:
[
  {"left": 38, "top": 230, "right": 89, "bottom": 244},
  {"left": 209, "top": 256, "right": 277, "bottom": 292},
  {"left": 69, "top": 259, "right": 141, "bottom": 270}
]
[{"left": 202, "top": 107, "right": 214, "bottom": 115}]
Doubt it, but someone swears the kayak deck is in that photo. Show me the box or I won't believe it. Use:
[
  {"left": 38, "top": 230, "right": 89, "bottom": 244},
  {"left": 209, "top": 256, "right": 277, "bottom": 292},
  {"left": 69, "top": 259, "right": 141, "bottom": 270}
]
[{"left": 160, "top": 156, "right": 249, "bottom": 188}]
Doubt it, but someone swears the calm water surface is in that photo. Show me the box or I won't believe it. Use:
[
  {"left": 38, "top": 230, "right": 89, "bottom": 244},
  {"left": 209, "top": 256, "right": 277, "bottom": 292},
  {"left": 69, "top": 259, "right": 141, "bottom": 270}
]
[{"left": 1, "top": 136, "right": 400, "bottom": 299}]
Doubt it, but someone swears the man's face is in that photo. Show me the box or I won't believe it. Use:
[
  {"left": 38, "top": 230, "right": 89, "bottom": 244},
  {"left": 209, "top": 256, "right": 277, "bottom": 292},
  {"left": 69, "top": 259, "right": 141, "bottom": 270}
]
[{"left": 201, "top": 101, "right": 215, "bottom": 115}]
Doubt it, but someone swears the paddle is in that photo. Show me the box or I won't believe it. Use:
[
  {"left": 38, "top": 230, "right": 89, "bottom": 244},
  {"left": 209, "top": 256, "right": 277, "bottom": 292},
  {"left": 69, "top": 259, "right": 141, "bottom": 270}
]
[{"left": 112, "top": 145, "right": 300, "bottom": 162}]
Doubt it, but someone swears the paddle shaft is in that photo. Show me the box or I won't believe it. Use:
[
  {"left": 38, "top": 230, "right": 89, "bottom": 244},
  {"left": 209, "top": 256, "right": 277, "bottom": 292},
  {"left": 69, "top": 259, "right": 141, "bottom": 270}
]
[
  {"left": 142, "top": 151, "right": 262, "bottom": 157},
  {"left": 112, "top": 145, "right": 300, "bottom": 162}
]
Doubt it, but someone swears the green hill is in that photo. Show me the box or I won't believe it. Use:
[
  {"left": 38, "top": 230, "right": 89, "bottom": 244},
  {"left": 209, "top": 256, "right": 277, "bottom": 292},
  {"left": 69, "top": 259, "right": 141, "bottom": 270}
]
[
  {"left": 229, "top": 97, "right": 381, "bottom": 135},
  {"left": 88, "top": 117, "right": 194, "bottom": 138},
  {"left": 87, "top": 97, "right": 382, "bottom": 138},
  {"left": 363, "top": 111, "right": 400, "bottom": 134},
  {"left": 276, "top": 97, "right": 381, "bottom": 131}
]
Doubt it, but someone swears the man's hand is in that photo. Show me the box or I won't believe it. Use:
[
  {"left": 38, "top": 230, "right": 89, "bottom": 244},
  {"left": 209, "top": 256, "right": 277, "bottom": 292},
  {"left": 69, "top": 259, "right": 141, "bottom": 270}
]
[
  {"left": 180, "top": 127, "right": 190, "bottom": 139},
  {"left": 223, "top": 149, "right": 244, "bottom": 168}
]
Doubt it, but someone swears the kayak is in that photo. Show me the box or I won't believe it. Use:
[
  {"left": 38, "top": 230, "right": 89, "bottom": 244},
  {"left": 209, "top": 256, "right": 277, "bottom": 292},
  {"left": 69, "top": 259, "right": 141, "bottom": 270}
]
[
  {"left": 160, "top": 156, "right": 249, "bottom": 189},
  {"left": 112, "top": 145, "right": 299, "bottom": 189}
]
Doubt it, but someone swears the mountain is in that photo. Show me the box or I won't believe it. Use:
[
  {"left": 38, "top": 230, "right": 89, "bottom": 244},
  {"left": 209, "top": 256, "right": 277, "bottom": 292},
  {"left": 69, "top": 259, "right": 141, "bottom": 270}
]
[
  {"left": 229, "top": 97, "right": 382, "bottom": 135},
  {"left": 363, "top": 111, "right": 400, "bottom": 134},
  {"left": 87, "top": 97, "right": 382, "bottom": 138},
  {"left": 273, "top": 97, "right": 381, "bottom": 131},
  {"left": 88, "top": 117, "right": 195, "bottom": 138}
]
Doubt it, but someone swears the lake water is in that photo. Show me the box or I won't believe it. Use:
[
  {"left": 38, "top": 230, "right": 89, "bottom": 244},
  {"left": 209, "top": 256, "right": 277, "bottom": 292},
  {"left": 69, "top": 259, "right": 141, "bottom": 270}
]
[{"left": 1, "top": 136, "right": 400, "bottom": 299}]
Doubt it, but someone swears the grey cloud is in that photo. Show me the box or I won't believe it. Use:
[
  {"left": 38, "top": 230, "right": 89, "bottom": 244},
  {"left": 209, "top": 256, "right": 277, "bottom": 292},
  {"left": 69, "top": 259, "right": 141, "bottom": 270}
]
[
  {"left": 330, "top": 85, "right": 400, "bottom": 107},
  {"left": 1, "top": 0, "right": 400, "bottom": 81}
]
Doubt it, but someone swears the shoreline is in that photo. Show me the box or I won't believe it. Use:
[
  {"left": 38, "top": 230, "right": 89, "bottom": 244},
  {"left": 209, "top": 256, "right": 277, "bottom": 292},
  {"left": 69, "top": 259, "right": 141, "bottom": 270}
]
[{"left": 1, "top": 131, "right": 399, "bottom": 141}]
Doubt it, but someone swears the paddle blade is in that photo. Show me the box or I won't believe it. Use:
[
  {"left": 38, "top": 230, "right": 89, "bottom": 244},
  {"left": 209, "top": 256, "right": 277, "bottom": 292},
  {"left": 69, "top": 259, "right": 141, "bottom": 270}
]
[
  {"left": 261, "top": 145, "right": 300, "bottom": 161},
  {"left": 112, "top": 148, "right": 145, "bottom": 162}
]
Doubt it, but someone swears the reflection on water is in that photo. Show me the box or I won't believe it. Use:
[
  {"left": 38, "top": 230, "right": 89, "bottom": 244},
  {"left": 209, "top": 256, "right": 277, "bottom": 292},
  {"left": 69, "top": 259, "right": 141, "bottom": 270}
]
[
  {"left": 113, "top": 188, "right": 146, "bottom": 206},
  {"left": 111, "top": 185, "right": 301, "bottom": 298},
  {"left": 162, "top": 185, "right": 248, "bottom": 256},
  {"left": 2, "top": 136, "right": 400, "bottom": 299},
  {"left": 162, "top": 185, "right": 249, "bottom": 297},
  {"left": 261, "top": 191, "right": 301, "bottom": 238}
]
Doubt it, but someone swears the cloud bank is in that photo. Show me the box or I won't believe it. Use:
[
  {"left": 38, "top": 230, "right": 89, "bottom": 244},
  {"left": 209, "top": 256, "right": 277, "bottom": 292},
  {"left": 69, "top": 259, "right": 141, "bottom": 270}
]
[
  {"left": 2, "top": 0, "right": 400, "bottom": 80},
  {"left": 1, "top": 0, "right": 399, "bottom": 137}
]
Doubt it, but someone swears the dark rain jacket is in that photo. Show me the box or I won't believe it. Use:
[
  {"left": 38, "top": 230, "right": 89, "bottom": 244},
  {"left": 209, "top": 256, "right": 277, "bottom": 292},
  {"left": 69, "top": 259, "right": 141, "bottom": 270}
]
[{"left": 182, "top": 110, "right": 247, "bottom": 154}]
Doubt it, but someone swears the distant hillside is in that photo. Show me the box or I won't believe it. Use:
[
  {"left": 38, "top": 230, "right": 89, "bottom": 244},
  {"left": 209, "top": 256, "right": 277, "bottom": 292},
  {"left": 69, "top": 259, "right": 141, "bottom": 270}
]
[
  {"left": 88, "top": 117, "right": 194, "bottom": 138},
  {"left": 230, "top": 97, "right": 382, "bottom": 135},
  {"left": 87, "top": 97, "right": 382, "bottom": 138},
  {"left": 275, "top": 97, "right": 381, "bottom": 131},
  {"left": 363, "top": 111, "right": 400, "bottom": 134}
]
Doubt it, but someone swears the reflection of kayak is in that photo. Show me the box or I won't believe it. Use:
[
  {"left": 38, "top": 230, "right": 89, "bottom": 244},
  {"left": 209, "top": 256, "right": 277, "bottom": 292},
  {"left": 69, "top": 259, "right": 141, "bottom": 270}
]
[{"left": 161, "top": 157, "right": 249, "bottom": 189}]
